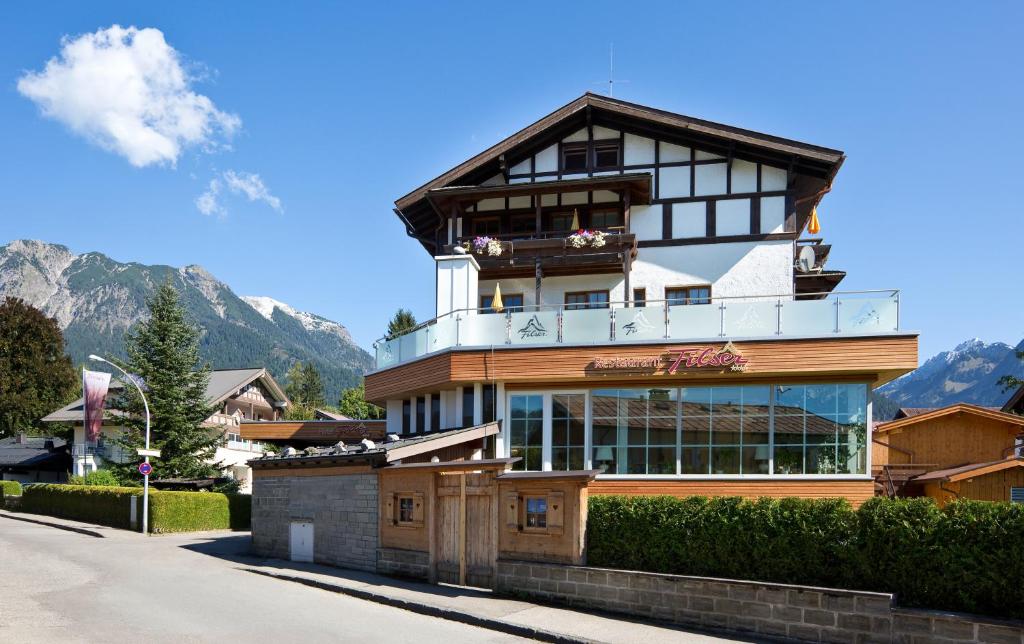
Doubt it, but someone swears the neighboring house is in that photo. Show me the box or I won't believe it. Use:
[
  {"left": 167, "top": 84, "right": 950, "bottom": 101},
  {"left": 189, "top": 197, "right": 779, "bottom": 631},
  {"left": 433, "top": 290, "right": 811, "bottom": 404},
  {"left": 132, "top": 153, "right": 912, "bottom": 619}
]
[
  {"left": 0, "top": 434, "right": 71, "bottom": 483},
  {"left": 314, "top": 408, "right": 351, "bottom": 420},
  {"left": 1002, "top": 383, "right": 1024, "bottom": 415},
  {"left": 42, "top": 367, "right": 289, "bottom": 491},
  {"left": 873, "top": 404, "right": 1024, "bottom": 504},
  {"left": 364, "top": 93, "right": 918, "bottom": 506}
]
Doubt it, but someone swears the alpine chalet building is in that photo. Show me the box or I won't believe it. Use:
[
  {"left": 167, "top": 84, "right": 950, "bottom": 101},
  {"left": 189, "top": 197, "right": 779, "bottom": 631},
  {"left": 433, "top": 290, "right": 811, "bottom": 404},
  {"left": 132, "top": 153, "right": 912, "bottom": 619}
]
[{"left": 364, "top": 94, "right": 918, "bottom": 504}]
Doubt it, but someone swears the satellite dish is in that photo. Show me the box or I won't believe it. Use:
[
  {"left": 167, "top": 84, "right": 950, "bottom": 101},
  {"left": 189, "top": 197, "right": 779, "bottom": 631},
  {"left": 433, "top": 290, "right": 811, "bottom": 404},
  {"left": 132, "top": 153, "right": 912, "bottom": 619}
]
[{"left": 797, "top": 246, "right": 816, "bottom": 273}]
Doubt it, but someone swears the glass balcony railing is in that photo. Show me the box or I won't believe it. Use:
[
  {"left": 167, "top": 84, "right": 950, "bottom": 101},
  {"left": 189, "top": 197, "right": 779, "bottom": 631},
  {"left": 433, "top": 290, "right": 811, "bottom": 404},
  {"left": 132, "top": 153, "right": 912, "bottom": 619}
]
[{"left": 373, "top": 290, "right": 901, "bottom": 370}]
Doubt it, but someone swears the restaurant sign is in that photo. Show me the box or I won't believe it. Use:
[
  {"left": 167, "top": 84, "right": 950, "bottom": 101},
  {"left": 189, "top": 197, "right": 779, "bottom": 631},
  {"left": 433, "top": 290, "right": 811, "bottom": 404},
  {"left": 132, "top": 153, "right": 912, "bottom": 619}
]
[{"left": 591, "top": 342, "right": 749, "bottom": 373}]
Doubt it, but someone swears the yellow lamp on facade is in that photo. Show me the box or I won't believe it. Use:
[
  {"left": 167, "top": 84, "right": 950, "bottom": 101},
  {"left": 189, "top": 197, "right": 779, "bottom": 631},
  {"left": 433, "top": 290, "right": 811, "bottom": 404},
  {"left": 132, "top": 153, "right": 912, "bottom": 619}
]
[
  {"left": 808, "top": 207, "right": 821, "bottom": 235},
  {"left": 492, "top": 283, "right": 504, "bottom": 313},
  {"left": 570, "top": 208, "right": 580, "bottom": 231}
]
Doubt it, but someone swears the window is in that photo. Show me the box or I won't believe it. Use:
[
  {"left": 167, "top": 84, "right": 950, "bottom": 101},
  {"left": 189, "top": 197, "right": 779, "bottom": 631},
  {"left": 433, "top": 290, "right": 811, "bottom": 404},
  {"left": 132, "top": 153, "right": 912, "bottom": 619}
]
[
  {"left": 525, "top": 497, "right": 548, "bottom": 528},
  {"left": 633, "top": 288, "right": 647, "bottom": 307},
  {"left": 547, "top": 212, "right": 575, "bottom": 233},
  {"left": 561, "top": 144, "right": 587, "bottom": 172},
  {"left": 552, "top": 394, "right": 585, "bottom": 470},
  {"left": 589, "top": 208, "right": 622, "bottom": 230},
  {"left": 509, "top": 394, "right": 543, "bottom": 471},
  {"left": 592, "top": 388, "right": 677, "bottom": 475},
  {"left": 416, "top": 396, "right": 425, "bottom": 433},
  {"left": 462, "top": 388, "right": 475, "bottom": 427},
  {"left": 1012, "top": 488, "right": 1024, "bottom": 504},
  {"left": 398, "top": 497, "right": 415, "bottom": 523},
  {"left": 681, "top": 386, "right": 771, "bottom": 475},
  {"left": 565, "top": 290, "right": 609, "bottom": 310},
  {"left": 402, "top": 399, "right": 411, "bottom": 434},
  {"left": 510, "top": 215, "right": 535, "bottom": 237},
  {"left": 431, "top": 392, "right": 440, "bottom": 432},
  {"left": 666, "top": 285, "right": 712, "bottom": 306},
  {"left": 483, "top": 384, "right": 497, "bottom": 423},
  {"left": 593, "top": 142, "right": 620, "bottom": 169},
  {"left": 481, "top": 293, "right": 524, "bottom": 313},
  {"left": 471, "top": 217, "right": 500, "bottom": 236},
  {"left": 773, "top": 384, "right": 868, "bottom": 475}
]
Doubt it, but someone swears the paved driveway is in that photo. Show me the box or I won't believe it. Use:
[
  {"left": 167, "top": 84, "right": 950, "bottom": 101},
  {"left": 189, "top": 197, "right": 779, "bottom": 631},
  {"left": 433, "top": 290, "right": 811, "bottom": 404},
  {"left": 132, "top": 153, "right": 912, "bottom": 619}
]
[{"left": 0, "top": 516, "right": 528, "bottom": 643}]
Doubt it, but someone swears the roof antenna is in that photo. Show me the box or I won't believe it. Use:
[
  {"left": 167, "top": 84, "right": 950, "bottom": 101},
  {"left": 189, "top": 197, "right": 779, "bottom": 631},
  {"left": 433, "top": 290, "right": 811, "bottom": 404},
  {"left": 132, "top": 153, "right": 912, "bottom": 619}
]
[{"left": 596, "top": 43, "right": 629, "bottom": 97}]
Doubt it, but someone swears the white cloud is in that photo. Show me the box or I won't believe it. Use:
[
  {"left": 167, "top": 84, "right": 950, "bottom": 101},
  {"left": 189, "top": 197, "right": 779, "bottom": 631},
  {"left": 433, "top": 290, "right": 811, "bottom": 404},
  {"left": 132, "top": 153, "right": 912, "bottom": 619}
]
[
  {"left": 17, "top": 25, "right": 240, "bottom": 167},
  {"left": 195, "top": 170, "right": 282, "bottom": 217}
]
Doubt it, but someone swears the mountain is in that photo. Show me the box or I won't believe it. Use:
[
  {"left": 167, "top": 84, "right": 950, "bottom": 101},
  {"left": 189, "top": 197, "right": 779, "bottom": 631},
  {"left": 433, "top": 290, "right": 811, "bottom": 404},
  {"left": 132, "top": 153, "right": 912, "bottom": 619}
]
[
  {"left": 0, "top": 240, "right": 372, "bottom": 402},
  {"left": 878, "top": 338, "right": 1024, "bottom": 414}
]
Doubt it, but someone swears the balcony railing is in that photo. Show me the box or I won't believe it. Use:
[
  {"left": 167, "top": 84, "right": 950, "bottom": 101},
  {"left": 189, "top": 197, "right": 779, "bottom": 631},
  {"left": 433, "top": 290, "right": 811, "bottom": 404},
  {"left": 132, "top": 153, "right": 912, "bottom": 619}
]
[{"left": 372, "top": 290, "right": 901, "bottom": 370}]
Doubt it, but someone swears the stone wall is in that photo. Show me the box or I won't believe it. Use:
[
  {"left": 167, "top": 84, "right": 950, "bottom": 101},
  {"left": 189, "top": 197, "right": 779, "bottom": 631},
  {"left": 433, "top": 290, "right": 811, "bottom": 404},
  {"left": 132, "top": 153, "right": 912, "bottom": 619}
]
[
  {"left": 251, "top": 473, "right": 378, "bottom": 572},
  {"left": 496, "top": 560, "right": 1024, "bottom": 644},
  {"left": 376, "top": 547, "right": 430, "bottom": 580}
]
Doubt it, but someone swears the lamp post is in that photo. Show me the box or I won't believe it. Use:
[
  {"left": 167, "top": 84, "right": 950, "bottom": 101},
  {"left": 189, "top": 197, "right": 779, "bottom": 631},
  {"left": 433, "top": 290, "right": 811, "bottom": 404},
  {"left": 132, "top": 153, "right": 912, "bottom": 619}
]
[{"left": 89, "top": 354, "right": 151, "bottom": 535}]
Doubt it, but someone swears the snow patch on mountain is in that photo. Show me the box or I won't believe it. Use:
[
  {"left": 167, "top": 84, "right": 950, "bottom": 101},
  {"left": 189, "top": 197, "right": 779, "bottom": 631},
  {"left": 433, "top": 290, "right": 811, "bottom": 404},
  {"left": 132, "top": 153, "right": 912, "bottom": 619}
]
[{"left": 241, "top": 295, "right": 354, "bottom": 342}]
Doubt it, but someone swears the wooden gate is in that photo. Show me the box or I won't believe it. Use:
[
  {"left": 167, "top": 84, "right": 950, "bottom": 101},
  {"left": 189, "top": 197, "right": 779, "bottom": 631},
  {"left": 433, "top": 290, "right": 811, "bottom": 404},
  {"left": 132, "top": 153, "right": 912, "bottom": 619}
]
[{"left": 434, "top": 470, "right": 498, "bottom": 587}]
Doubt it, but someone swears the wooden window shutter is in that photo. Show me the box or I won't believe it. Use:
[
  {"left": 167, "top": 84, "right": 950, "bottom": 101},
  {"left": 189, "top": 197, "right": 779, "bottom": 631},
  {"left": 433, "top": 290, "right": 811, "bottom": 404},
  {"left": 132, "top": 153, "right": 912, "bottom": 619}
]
[
  {"left": 547, "top": 491, "right": 565, "bottom": 535},
  {"left": 412, "top": 492, "right": 425, "bottom": 525},
  {"left": 505, "top": 492, "right": 519, "bottom": 531},
  {"left": 385, "top": 493, "right": 396, "bottom": 526}
]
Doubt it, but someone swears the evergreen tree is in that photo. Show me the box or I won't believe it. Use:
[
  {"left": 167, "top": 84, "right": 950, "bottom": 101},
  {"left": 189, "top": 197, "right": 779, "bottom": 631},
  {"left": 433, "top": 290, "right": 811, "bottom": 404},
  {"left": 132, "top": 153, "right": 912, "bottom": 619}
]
[
  {"left": 113, "top": 280, "right": 218, "bottom": 480},
  {"left": 299, "top": 362, "right": 325, "bottom": 409},
  {"left": 386, "top": 308, "right": 417, "bottom": 339},
  {"left": 282, "top": 361, "right": 325, "bottom": 419},
  {"left": 337, "top": 381, "right": 385, "bottom": 420},
  {"left": 0, "top": 297, "right": 77, "bottom": 437}
]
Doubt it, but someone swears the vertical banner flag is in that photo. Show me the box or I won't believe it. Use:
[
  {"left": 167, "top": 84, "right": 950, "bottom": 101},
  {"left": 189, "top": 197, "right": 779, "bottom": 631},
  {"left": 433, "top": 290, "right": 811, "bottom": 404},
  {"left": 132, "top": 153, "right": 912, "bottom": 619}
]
[{"left": 82, "top": 369, "right": 112, "bottom": 443}]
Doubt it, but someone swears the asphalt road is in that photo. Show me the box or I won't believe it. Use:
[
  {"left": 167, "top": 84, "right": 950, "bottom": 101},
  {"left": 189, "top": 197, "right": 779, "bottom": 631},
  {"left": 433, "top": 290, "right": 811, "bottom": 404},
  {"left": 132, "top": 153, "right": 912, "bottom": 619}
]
[{"left": 0, "top": 516, "right": 530, "bottom": 643}]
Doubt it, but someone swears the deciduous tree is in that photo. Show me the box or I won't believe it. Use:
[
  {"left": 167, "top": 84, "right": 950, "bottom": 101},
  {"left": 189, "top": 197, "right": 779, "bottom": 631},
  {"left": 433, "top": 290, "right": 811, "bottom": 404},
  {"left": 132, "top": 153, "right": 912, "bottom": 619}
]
[{"left": 337, "top": 381, "right": 384, "bottom": 420}]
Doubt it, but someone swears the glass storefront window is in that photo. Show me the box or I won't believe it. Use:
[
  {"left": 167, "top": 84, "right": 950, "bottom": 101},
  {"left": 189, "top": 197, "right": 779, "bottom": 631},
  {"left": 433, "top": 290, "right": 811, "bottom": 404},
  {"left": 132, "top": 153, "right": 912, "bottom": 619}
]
[
  {"left": 681, "top": 386, "right": 771, "bottom": 475},
  {"left": 773, "top": 384, "right": 868, "bottom": 474},
  {"left": 592, "top": 388, "right": 676, "bottom": 475},
  {"left": 552, "top": 394, "right": 585, "bottom": 471},
  {"left": 509, "top": 394, "right": 543, "bottom": 471}
]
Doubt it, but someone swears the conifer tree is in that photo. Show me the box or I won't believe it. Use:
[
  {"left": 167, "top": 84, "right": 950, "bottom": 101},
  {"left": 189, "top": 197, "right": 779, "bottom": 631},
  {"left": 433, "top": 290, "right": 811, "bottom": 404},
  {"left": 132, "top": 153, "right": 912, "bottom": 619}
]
[
  {"left": 386, "top": 308, "right": 417, "bottom": 339},
  {"left": 113, "top": 280, "right": 217, "bottom": 480}
]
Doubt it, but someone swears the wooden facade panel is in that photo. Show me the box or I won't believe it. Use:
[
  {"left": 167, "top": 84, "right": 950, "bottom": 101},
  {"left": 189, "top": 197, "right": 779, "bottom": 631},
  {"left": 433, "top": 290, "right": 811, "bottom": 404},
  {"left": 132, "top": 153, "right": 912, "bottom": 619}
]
[
  {"left": 378, "top": 469, "right": 432, "bottom": 552},
  {"left": 496, "top": 479, "right": 588, "bottom": 564},
  {"left": 876, "top": 413, "right": 1020, "bottom": 470},
  {"left": 588, "top": 479, "right": 875, "bottom": 507},
  {"left": 365, "top": 335, "right": 918, "bottom": 402},
  {"left": 957, "top": 468, "right": 1024, "bottom": 504}
]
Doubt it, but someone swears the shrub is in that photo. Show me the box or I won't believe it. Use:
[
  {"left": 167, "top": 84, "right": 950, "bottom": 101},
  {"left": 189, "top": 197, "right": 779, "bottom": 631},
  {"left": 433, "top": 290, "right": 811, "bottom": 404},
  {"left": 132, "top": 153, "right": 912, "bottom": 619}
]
[
  {"left": 67, "top": 469, "right": 126, "bottom": 487},
  {"left": 587, "top": 495, "right": 1024, "bottom": 619},
  {"left": 0, "top": 480, "right": 23, "bottom": 497},
  {"left": 148, "top": 491, "right": 251, "bottom": 533},
  {"left": 20, "top": 483, "right": 140, "bottom": 529}
]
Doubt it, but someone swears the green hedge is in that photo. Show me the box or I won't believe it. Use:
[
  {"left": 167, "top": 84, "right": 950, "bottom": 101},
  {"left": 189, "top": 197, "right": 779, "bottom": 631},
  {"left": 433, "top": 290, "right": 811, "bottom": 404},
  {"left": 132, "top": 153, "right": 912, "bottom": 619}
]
[
  {"left": 0, "top": 480, "right": 22, "bottom": 497},
  {"left": 148, "top": 490, "right": 251, "bottom": 533},
  {"left": 18, "top": 484, "right": 251, "bottom": 533},
  {"left": 587, "top": 495, "right": 1024, "bottom": 619},
  {"left": 20, "top": 483, "right": 140, "bottom": 528}
]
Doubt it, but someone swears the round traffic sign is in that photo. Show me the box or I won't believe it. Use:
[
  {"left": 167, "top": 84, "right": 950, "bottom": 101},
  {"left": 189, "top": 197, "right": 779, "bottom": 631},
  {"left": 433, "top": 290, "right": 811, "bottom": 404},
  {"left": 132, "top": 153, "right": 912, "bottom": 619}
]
[{"left": 138, "top": 461, "right": 153, "bottom": 476}]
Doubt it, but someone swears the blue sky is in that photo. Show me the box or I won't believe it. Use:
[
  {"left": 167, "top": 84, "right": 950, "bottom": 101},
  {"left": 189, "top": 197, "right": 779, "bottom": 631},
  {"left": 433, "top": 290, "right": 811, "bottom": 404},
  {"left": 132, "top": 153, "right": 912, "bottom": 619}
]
[{"left": 0, "top": 2, "right": 1020, "bottom": 360}]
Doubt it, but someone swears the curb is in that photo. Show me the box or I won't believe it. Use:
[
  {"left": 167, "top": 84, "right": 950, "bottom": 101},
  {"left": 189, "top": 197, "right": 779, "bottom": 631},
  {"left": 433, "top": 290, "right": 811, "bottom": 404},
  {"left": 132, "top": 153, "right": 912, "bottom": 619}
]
[
  {"left": 0, "top": 511, "right": 106, "bottom": 538},
  {"left": 243, "top": 568, "right": 594, "bottom": 644}
]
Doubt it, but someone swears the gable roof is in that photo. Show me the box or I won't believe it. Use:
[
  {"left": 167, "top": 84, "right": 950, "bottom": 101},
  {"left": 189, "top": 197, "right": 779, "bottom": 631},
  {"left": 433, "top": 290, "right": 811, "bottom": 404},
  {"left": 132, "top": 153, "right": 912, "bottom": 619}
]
[
  {"left": 874, "top": 403, "right": 1024, "bottom": 434},
  {"left": 249, "top": 421, "right": 501, "bottom": 470},
  {"left": 0, "top": 435, "right": 69, "bottom": 468},
  {"left": 912, "top": 458, "right": 1024, "bottom": 483},
  {"left": 41, "top": 367, "right": 288, "bottom": 423},
  {"left": 1002, "top": 384, "right": 1024, "bottom": 414}
]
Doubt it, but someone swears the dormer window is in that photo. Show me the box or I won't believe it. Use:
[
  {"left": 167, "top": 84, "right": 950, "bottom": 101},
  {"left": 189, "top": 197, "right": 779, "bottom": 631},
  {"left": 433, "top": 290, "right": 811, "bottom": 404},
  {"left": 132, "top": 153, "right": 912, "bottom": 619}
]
[
  {"left": 593, "top": 142, "right": 620, "bottom": 169},
  {"left": 561, "top": 144, "right": 588, "bottom": 172}
]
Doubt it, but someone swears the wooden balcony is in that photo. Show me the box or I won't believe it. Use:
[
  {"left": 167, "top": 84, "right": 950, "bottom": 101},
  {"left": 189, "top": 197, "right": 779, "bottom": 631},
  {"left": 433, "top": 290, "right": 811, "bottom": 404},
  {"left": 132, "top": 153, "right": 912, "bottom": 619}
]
[{"left": 445, "top": 232, "right": 638, "bottom": 279}]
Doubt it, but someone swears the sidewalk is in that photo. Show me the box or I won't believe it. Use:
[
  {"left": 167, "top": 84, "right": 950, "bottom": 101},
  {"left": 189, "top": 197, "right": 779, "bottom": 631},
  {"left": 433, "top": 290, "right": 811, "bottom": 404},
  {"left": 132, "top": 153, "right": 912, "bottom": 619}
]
[{"left": 237, "top": 558, "right": 748, "bottom": 644}]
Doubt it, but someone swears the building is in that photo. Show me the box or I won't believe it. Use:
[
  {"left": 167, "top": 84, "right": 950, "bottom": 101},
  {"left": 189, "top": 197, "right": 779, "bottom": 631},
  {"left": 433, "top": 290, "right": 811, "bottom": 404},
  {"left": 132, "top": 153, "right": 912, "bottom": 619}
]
[
  {"left": 42, "top": 367, "right": 289, "bottom": 491},
  {"left": 362, "top": 94, "right": 918, "bottom": 505},
  {"left": 873, "top": 403, "right": 1024, "bottom": 504},
  {"left": 1002, "top": 383, "right": 1024, "bottom": 416},
  {"left": 0, "top": 434, "right": 71, "bottom": 483}
]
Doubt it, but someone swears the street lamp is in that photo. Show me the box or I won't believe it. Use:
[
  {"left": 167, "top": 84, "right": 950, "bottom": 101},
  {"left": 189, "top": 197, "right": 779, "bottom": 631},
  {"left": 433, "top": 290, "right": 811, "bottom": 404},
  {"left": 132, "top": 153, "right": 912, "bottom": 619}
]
[{"left": 89, "top": 354, "right": 152, "bottom": 535}]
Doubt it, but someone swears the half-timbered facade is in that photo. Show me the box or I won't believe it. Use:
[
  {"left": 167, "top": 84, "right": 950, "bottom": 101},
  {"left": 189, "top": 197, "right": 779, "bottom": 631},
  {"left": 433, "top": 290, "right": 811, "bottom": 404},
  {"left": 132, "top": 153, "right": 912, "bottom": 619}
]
[{"left": 366, "top": 94, "right": 918, "bottom": 503}]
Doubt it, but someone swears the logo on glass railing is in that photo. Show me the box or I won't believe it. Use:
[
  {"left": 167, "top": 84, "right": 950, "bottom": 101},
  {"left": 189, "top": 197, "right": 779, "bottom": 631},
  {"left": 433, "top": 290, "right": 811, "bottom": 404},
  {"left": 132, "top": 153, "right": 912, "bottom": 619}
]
[
  {"left": 591, "top": 342, "right": 749, "bottom": 373},
  {"left": 849, "top": 303, "right": 880, "bottom": 327},
  {"left": 622, "top": 310, "right": 656, "bottom": 336},
  {"left": 517, "top": 315, "right": 549, "bottom": 339}
]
